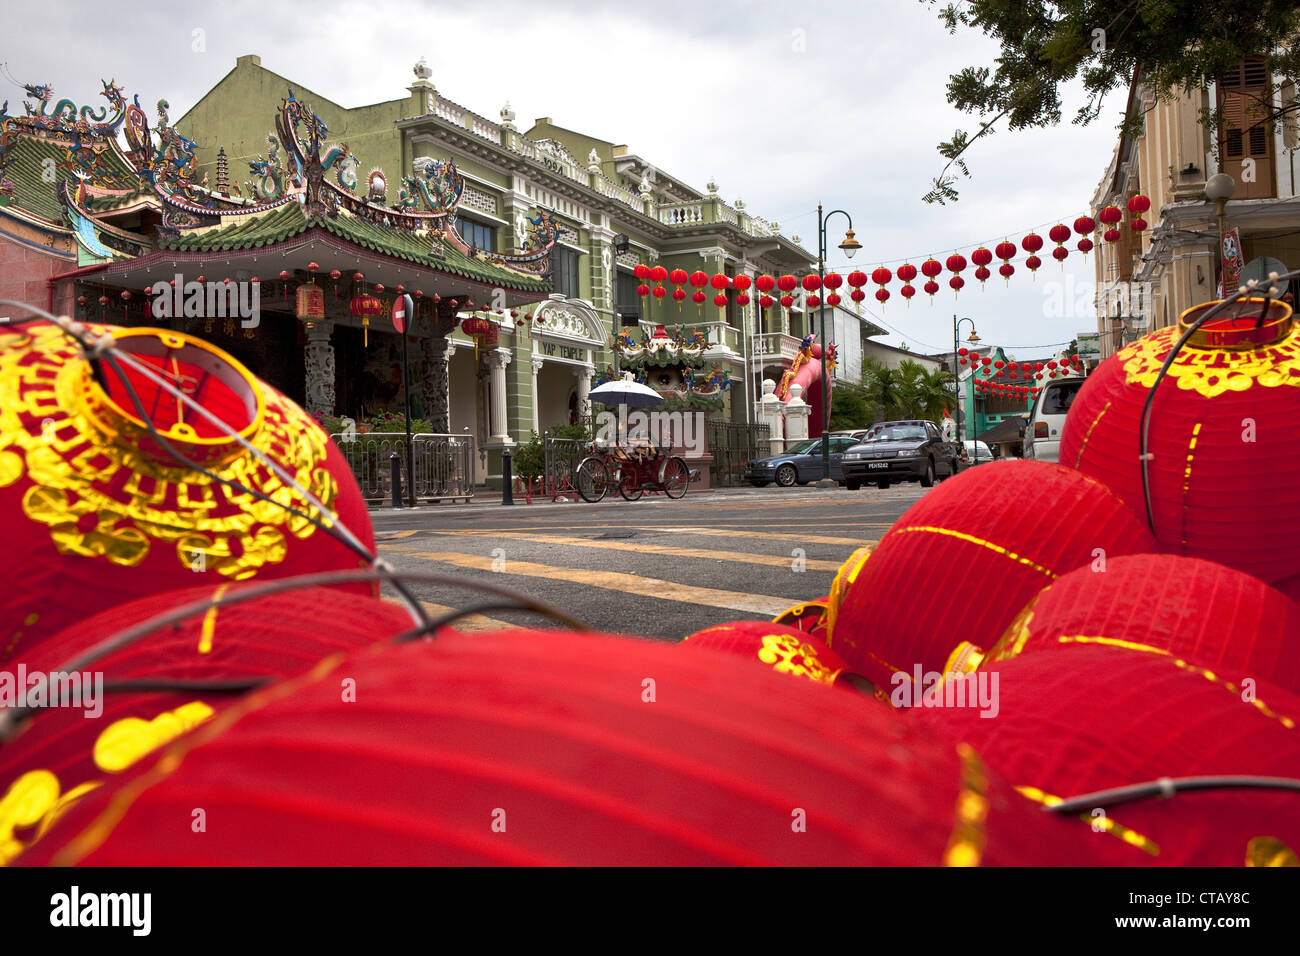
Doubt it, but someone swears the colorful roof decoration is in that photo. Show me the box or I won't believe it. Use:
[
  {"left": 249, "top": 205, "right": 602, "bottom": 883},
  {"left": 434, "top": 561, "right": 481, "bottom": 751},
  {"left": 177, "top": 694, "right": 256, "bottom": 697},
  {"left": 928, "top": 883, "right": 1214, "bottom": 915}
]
[{"left": 0, "top": 78, "right": 558, "bottom": 291}]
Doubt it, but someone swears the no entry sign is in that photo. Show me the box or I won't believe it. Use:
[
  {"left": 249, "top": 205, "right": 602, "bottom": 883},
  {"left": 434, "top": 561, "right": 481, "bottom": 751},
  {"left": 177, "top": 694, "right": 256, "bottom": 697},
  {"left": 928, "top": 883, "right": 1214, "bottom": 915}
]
[{"left": 391, "top": 293, "right": 414, "bottom": 333}]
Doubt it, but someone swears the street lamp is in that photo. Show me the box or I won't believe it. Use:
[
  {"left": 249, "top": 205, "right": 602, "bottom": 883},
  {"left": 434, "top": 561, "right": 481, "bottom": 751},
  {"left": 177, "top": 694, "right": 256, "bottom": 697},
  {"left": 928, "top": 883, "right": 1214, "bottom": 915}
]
[
  {"left": 953, "top": 316, "right": 979, "bottom": 463},
  {"left": 1204, "top": 173, "right": 1236, "bottom": 289},
  {"left": 814, "top": 204, "right": 858, "bottom": 486}
]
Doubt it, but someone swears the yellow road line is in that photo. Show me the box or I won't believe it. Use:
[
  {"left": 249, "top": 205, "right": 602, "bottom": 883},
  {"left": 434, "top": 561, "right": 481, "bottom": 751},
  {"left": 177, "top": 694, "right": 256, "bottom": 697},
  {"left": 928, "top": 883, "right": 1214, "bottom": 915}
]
[
  {"left": 405, "top": 552, "right": 795, "bottom": 616},
  {"left": 644, "top": 526, "right": 875, "bottom": 546},
  {"left": 406, "top": 531, "right": 844, "bottom": 571},
  {"left": 381, "top": 597, "right": 518, "bottom": 633}
]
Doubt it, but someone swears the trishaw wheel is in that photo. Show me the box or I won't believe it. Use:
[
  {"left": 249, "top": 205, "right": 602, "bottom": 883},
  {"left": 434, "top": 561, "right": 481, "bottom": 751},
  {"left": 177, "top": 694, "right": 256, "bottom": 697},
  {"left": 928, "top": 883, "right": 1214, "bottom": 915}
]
[
  {"left": 618, "top": 466, "right": 644, "bottom": 501},
  {"left": 575, "top": 457, "right": 610, "bottom": 503},
  {"left": 661, "top": 457, "right": 690, "bottom": 499}
]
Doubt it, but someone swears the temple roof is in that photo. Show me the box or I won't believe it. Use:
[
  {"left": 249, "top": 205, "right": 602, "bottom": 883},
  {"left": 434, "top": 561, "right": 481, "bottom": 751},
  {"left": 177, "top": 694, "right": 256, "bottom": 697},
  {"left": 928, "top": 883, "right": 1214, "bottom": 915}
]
[{"left": 158, "top": 202, "right": 550, "bottom": 292}]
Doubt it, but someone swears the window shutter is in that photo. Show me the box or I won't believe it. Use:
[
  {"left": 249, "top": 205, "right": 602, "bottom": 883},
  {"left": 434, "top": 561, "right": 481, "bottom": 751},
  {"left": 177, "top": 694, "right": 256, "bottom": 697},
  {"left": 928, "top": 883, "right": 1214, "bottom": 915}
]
[{"left": 1218, "top": 57, "right": 1276, "bottom": 199}]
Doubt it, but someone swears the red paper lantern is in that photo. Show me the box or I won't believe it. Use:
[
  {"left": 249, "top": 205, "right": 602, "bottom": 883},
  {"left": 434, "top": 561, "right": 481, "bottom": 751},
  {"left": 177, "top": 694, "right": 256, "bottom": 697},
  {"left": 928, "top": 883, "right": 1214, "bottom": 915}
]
[
  {"left": 896, "top": 263, "right": 918, "bottom": 283},
  {"left": 736, "top": 293, "right": 751, "bottom": 306},
  {"left": 1099, "top": 205, "right": 1123, "bottom": 225},
  {"left": 671, "top": 288, "right": 685, "bottom": 302},
  {"left": 713, "top": 293, "right": 728, "bottom": 308},
  {"left": 711, "top": 273, "right": 730, "bottom": 291},
  {"left": 1021, "top": 233, "right": 1043, "bottom": 254},
  {"left": 824, "top": 461, "right": 1155, "bottom": 691},
  {"left": 875, "top": 289, "right": 889, "bottom": 304},
  {"left": 1048, "top": 224, "right": 1070, "bottom": 246},
  {"left": 984, "top": 553, "right": 1300, "bottom": 693},
  {"left": 1127, "top": 194, "right": 1151, "bottom": 215},
  {"left": 0, "top": 325, "right": 379, "bottom": 650},
  {"left": 945, "top": 254, "right": 967, "bottom": 275},
  {"left": 634, "top": 264, "right": 650, "bottom": 280},
  {"left": 923, "top": 280, "right": 939, "bottom": 299},
  {"left": 681, "top": 620, "right": 858, "bottom": 686},
  {"left": 846, "top": 269, "right": 868, "bottom": 288},
  {"left": 1025, "top": 254, "right": 1042, "bottom": 277},
  {"left": 806, "top": 294, "right": 821, "bottom": 308},
  {"left": 649, "top": 265, "right": 668, "bottom": 283},
  {"left": 1074, "top": 216, "right": 1096, "bottom": 236},
  {"left": 653, "top": 286, "right": 667, "bottom": 299},
  {"left": 900, "top": 285, "right": 915, "bottom": 302},
  {"left": 801, "top": 274, "right": 821, "bottom": 292},
  {"left": 948, "top": 276, "right": 964, "bottom": 294},
  {"left": 850, "top": 289, "right": 866, "bottom": 303},
  {"left": 779, "top": 295, "right": 794, "bottom": 309},
  {"left": 981, "top": 356, "right": 992, "bottom": 366},
  {"left": 920, "top": 258, "right": 942, "bottom": 279},
  {"left": 971, "top": 247, "right": 993, "bottom": 268},
  {"left": 871, "top": 267, "right": 892, "bottom": 287},
  {"left": 822, "top": 273, "right": 842, "bottom": 290},
  {"left": 1130, "top": 218, "right": 1148, "bottom": 232},
  {"left": 994, "top": 241, "right": 1016, "bottom": 262},
  {"left": 1103, "top": 228, "right": 1122, "bottom": 243},
  {"left": 755, "top": 274, "right": 776, "bottom": 293},
  {"left": 826, "top": 293, "right": 841, "bottom": 306},
  {"left": 16, "top": 629, "right": 1108, "bottom": 866},
  {"left": 691, "top": 291, "right": 706, "bottom": 305},
  {"left": 925, "top": 645, "right": 1300, "bottom": 866},
  {"left": 759, "top": 295, "right": 774, "bottom": 309},
  {"left": 1052, "top": 246, "right": 1069, "bottom": 264},
  {"left": 689, "top": 270, "right": 708, "bottom": 289},
  {"left": 1062, "top": 297, "right": 1300, "bottom": 582},
  {"left": 0, "top": 583, "right": 415, "bottom": 863},
  {"left": 1077, "top": 237, "right": 1094, "bottom": 255},
  {"left": 777, "top": 274, "right": 797, "bottom": 293},
  {"left": 636, "top": 284, "right": 651, "bottom": 297},
  {"left": 732, "top": 274, "right": 752, "bottom": 291},
  {"left": 669, "top": 268, "right": 688, "bottom": 287},
  {"left": 998, "top": 263, "right": 1015, "bottom": 284}
]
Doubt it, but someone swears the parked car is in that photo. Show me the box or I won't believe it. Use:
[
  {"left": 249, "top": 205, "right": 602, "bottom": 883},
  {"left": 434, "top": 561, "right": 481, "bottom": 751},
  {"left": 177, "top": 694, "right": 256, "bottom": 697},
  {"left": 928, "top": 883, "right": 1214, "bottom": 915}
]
[
  {"left": 962, "top": 439, "right": 996, "bottom": 464},
  {"left": 1023, "top": 376, "right": 1086, "bottom": 463},
  {"left": 744, "top": 436, "right": 861, "bottom": 487},
  {"left": 841, "top": 420, "right": 962, "bottom": 490}
]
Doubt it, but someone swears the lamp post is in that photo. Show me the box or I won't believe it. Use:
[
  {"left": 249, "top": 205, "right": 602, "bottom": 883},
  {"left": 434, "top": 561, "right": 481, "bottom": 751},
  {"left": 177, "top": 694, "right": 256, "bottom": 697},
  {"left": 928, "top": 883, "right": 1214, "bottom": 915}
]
[
  {"left": 815, "top": 203, "right": 860, "bottom": 485},
  {"left": 1204, "top": 173, "right": 1235, "bottom": 291},
  {"left": 953, "top": 316, "right": 979, "bottom": 463}
]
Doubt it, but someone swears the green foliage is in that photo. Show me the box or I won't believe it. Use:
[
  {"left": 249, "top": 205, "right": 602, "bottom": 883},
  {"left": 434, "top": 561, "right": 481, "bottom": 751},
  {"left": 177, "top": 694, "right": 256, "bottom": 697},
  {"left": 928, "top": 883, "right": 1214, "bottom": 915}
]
[
  {"left": 858, "top": 357, "right": 958, "bottom": 422},
  {"left": 828, "top": 382, "right": 874, "bottom": 430},
  {"left": 922, "top": 0, "right": 1300, "bottom": 202},
  {"left": 513, "top": 431, "right": 545, "bottom": 479}
]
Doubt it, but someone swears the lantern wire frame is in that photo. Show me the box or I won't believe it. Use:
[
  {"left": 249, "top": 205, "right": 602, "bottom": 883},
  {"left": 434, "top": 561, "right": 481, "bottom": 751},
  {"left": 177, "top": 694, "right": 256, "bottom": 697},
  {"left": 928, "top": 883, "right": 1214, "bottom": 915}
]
[
  {"left": 1045, "top": 775, "right": 1300, "bottom": 815},
  {"left": 1137, "top": 270, "right": 1300, "bottom": 532},
  {"left": 0, "top": 567, "right": 588, "bottom": 740},
  {"left": 0, "top": 300, "right": 430, "bottom": 630}
]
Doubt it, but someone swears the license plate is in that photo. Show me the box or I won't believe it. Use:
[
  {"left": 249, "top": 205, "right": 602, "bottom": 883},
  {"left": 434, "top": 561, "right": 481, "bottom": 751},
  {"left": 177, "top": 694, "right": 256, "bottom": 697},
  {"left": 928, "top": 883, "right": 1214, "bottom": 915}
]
[{"left": 866, "top": 462, "right": 889, "bottom": 469}]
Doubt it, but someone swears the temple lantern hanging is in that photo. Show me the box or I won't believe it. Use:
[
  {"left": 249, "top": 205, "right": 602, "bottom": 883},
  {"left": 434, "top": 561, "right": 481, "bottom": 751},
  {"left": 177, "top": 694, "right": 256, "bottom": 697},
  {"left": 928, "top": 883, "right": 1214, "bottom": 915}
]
[
  {"left": 350, "top": 293, "right": 385, "bottom": 346},
  {"left": 1130, "top": 216, "right": 1148, "bottom": 232},
  {"left": 691, "top": 290, "right": 706, "bottom": 305},
  {"left": 825, "top": 293, "right": 840, "bottom": 307},
  {"left": 777, "top": 274, "right": 797, "bottom": 294},
  {"left": 1061, "top": 296, "right": 1300, "bottom": 584},
  {"left": 1099, "top": 205, "right": 1123, "bottom": 242},
  {"left": 711, "top": 273, "right": 730, "bottom": 291},
  {"left": 296, "top": 282, "right": 325, "bottom": 322},
  {"left": 732, "top": 274, "right": 752, "bottom": 292},
  {"left": 1076, "top": 237, "right": 1094, "bottom": 256},
  {"left": 801, "top": 274, "right": 821, "bottom": 295},
  {"left": 846, "top": 269, "right": 868, "bottom": 290},
  {"left": 736, "top": 293, "right": 751, "bottom": 306},
  {"left": 689, "top": 271, "right": 708, "bottom": 291},
  {"left": 759, "top": 294, "right": 774, "bottom": 310},
  {"left": 755, "top": 274, "right": 776, "bottom": 294},
  {"left": 653, "top": 286, "right": 667, "bottom": 299},
  {"left": 1127, "top": 194, "right": 1151, "bottom": 216},
  {"left": 779, "top": 294, "right": 794, "bottom": 310},
  {"left": 806, "top": 294, "right": 821, "bottom": 308},
  {"left": 634, "top": 264, "right": 650, "bottom": 280},
  {"left": 670, "top": 288, "right": 685, "bottom": 310},
  {"left": 895, "top": 263, "right": 917, "bottom": 284},
  {"left": 669, "top": 268, "right": 688, "bottom": 291},
  {"left": 875, "top": 288, "right": 889, "bottom": 304},
  {"left": 920, "top": 260, "right": 942, "bottom": 302},
  {"left": 849, "top": 289, "right": 866, "bottom": 304},
  {"left": 822, "top": 272, "right": 842, "bottom": 291},
  {"left": 636, "top": 284, "right": 650, "bottom": 298},
  {"left": 1025, "top": 254, "right": 1042, "bottom": 278}
]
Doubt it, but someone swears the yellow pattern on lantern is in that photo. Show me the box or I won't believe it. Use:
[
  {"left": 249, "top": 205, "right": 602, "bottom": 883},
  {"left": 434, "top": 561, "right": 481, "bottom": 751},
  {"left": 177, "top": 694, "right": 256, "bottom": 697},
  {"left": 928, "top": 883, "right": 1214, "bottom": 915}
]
[
  {"left": 0, "top": 770, "right": 102, "bottom": 866},
  {"left": 1245, "top": 836, "right": 1299, "bottom": 867},
  {"left": 0, "top": 324, "right": 337, "bottom": 578},
  {"left": 755, "top": 633, "right": 842, "bottom": 684},
  {"left": 1072, "top": 400, "right": 1111, "bottom": 469},
  {"left": 92, "top": 701, "right": 216, "bottom": 773},
  {"left": 893, "top": 525, "right": 1058, "bottom": 579},
  {"left": 1015, "top": 785, "right": 1160, "bottom": 856},
  {"left": 942, "top": 743, "right": 989, "bottom": 867},
  {"left": 1118, "top": 325, "right": 1300, "bottom": 399}
]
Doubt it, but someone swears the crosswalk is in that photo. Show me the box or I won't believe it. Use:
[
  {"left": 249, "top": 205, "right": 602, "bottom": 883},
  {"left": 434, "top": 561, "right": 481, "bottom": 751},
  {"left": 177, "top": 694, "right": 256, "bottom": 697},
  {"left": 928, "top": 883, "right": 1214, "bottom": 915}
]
[{"left": 375, "top": 519, "right": 884, "bottom": 639}]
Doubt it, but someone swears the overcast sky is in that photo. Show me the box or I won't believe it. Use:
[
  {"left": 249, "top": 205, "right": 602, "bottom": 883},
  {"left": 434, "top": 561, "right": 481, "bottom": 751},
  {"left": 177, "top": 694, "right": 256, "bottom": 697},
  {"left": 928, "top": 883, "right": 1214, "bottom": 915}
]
[{"left": 2, "top": 0, "right": 1126, "bottom": 359}]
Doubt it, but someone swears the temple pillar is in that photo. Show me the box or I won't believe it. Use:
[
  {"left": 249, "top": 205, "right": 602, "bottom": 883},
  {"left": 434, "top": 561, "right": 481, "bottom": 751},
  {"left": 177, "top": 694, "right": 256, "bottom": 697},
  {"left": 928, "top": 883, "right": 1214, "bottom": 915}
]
[
  {"left": 304, "top": 322, "right": 336, "bottom": 416},
  {"left": 423, "top": 336, "right": 454, "bottom": 433},
  {"left": 574, "top": 363, "right": 593, "bottom": 420},
  {"left": 531, "top": 357, "right": 544, "bottom": 433},
  {"left": 488, "top": 347, "right": 512, "bottom": 441}
]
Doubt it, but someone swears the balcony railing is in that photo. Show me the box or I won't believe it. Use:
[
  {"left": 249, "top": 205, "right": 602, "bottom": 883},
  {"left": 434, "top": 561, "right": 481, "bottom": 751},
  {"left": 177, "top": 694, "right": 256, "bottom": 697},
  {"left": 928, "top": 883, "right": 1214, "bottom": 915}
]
[
  {"left": 659, "top": 201, "right": 705, "bottom": 225},
  {"left": 753, "top": 331, "right": 802, "bottom": 363}
]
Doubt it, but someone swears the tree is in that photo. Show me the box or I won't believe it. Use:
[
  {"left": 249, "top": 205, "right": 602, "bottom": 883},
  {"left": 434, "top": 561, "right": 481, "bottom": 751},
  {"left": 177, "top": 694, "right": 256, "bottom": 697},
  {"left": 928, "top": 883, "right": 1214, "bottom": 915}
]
[{"left": 922, "top": 0, "right": 1300, "bottom": 203}]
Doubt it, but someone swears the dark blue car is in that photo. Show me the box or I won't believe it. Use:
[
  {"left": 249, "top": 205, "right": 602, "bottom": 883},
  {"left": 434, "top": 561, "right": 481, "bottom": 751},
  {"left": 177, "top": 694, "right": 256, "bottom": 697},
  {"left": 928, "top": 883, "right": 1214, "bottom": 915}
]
[{"left": 743, "top": 436, "right": 860, "bottom": 487}]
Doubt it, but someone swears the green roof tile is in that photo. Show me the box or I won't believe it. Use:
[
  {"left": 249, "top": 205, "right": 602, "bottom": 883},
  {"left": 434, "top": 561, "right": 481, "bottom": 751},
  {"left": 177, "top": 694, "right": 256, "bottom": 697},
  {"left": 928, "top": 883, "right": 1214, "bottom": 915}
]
[
  {"left": 159, "top": 204, "right": 549, "bottom": 292},
  {"left": 1, "top": 134, "right": 139, "bottom": 226}
]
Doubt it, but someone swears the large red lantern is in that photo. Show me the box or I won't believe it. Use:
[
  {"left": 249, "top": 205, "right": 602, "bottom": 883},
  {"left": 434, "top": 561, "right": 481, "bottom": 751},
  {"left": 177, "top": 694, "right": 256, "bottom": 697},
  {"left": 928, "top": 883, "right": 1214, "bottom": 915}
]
[
  {"left": 732, "top": 274, "right": 752, "bottom": 292},
  {"left": 668, "top": 267, "right": 688, "bottom": 288},
  {"left": 822, "top": 272, "right": 842, "bottom": 291},
  {"left": 895, "top": 263, "right": 917, "bottom": 283},
  {"left": 680, "top": 620, "right": 859, "bottom": 687},
  {"left": 16, "top": 629, "right": 1108, "bottom": 866},
  {"left": 649, "top": 265, "right": 668, "bottom": 284},
  {"left": 755, "top": 274, "right": 776, "bottom": 294},
  {"left": 800, "top": 274, "right": 821, "bottom": 292},
  {"left": 777, "top": 274, "right": 797, "bottom": 293},
  {"left": 0, "top": 323, "right": 378, "bottom": 653},
  {"left": 634, "top": 264, "right": 650, "bottom": 280},
  {"left": 689, "top": 270, "right": 708, "bottom": 290},
  {"left": 824, "top": 461, "right": 1156, "bottom": 692},
  {"left": 710, "top": 273, "right": 730, "bottom": 291},
  {"left": 924, "top": 644, "right": 1300, "bottom": 866},
  {"left": 1099, "top": 205, "right": 1123, "bottom": 243},
  {"left": 1060, "top": 297, "right": 1300, "bottom": 584},
  {"left": 981, "top": 553, "right": 1300, "bottom": 694},
  {"left": 0, "top": 583, "right": 414, "bottom": 864}
]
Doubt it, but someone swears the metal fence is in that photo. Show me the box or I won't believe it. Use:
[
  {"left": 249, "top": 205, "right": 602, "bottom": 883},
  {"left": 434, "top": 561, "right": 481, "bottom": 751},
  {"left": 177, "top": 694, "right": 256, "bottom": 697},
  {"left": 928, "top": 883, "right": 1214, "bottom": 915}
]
[
  {"left": 330, "top": 432, "right": 476, "bottom": 502},
  {"left": 543, "top": 437, "right": 588, "bottom": 498},
  {"left": 706, "top": 420, "right": 771, "bottom": 487}
]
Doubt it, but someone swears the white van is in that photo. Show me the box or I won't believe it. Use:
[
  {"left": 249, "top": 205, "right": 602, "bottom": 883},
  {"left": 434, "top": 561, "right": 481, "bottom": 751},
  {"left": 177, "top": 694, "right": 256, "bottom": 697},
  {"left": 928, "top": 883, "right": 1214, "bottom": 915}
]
[{"left": 1023, "top": 376, "right": 1086, "bottom": 463}]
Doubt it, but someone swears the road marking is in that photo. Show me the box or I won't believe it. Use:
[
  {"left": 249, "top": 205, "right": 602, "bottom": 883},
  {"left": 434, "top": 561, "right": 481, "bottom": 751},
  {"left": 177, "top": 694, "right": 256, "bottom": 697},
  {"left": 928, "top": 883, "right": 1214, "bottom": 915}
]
[
  {"left": 381, "top": 597, "right": 517, "bottom": 633},
  {"left": 405, "top": 531, "right": 845, "bottom": 571},
  {"left": 404, "top": 552, "right": 795, "bottom": 616},
  {"left": 643, "top": 527, "right": 874, "bottom": 546}
]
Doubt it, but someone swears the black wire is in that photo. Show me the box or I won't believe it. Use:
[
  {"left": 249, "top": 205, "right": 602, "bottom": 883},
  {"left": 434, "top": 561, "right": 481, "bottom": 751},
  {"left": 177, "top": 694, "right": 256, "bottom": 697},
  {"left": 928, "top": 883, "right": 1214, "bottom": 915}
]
[
  {"left": 1045, "top": 775, "right": 1300, "bottom": 815},
  {"left": 390, "top": 601, "right": 586, "bottom": 644},
  {"left": 0, "top": 568, "right": 586, "bottom": 740},
  {"left": 100, "top": 678, "right": 273, "bottom": 695}
]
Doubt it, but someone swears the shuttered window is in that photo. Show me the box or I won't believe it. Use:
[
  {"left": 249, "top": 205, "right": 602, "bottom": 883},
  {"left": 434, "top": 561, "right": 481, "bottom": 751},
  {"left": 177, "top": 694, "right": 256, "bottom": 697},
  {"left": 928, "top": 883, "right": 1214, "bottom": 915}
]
[{"left": 1218, "top": 57, "right": 1276, "bottom": 199}]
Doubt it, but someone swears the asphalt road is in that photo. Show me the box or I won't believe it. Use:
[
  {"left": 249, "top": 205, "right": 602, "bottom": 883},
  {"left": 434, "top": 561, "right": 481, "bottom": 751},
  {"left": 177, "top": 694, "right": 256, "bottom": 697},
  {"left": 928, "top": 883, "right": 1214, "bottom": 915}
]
[{"left": 371, "top": 484, "right": 928, "bottom": 640}]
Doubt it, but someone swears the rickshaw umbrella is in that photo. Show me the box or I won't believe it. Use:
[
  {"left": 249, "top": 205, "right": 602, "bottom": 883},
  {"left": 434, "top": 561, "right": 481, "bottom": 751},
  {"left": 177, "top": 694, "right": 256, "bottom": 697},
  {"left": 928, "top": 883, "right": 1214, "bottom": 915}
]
[{"left": 589, "top": 376, "right": 663, "bottom": 408}]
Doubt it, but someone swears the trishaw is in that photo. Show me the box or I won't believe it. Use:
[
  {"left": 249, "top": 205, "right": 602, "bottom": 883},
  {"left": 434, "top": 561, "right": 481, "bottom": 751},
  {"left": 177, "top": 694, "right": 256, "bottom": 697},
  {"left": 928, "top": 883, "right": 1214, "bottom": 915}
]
[{"left": 574, "top": 438, "right": 691, "bottom": 502}]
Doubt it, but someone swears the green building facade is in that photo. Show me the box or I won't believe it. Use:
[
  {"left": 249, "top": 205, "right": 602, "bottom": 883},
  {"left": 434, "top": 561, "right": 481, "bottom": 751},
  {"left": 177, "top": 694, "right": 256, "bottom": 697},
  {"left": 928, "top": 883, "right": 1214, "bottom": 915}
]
[{"left": 178, "top": 54, "right": 817, "bottom": 483}]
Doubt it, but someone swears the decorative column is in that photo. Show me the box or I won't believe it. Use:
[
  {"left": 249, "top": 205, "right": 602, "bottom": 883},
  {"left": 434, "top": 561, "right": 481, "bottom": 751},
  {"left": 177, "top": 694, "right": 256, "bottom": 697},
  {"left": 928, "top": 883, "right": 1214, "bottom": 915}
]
[
  {"left": 423, "top": 337, "right": 454, "bottom": 433},
  {"left": 303, "top": 322, "right": 336, "bottom": 417},
  {"left": 487, "top": 348, "right": 512, "bottom": 441},
  {"left": 784, "top": 383, "right": 810, "bottom": 446},
  {"left": 574, "top": 364, "right": 593, "bottom": 420},
  {"left": 758, "top": 378, "right": 785, "bottom": 455},
  {"left": 531, "top": 357, "right": 544, "bottom": 433}
]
